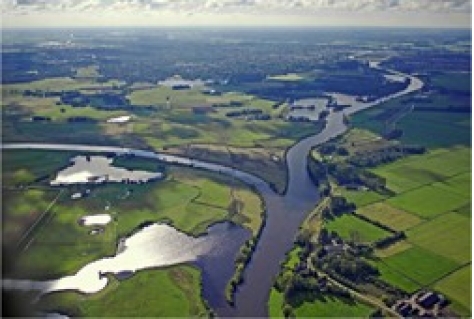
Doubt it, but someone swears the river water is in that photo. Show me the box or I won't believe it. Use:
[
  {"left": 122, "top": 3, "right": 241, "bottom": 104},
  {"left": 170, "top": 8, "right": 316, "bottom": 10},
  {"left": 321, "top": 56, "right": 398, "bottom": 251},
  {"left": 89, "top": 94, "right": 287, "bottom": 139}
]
[{"left": 1, "top": 67, "right": 423, "bottom": 317}]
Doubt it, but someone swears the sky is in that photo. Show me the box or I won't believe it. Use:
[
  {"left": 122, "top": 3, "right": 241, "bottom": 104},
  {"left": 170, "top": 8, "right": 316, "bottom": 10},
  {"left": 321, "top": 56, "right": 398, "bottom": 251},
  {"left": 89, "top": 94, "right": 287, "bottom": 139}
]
[{"left": 1, "top": 0, "right": 472, "bottom": 29}]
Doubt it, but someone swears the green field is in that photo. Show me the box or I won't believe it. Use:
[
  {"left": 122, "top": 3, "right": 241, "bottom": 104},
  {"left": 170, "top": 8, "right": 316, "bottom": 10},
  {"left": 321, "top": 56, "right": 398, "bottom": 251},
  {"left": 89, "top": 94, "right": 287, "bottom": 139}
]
[
  {"left": 2, "top": 149, "right": 77, "bottom": 185},
  {"left": 373, "top": 260, "right": 421, "bottom": 292},
  {"left": 351, "top": 88, "right": 471, "bottom": 149},
  {"left": 268, "top": 289, "right": 285, "bottom": 318},
  {"left": 325, "top": 214, "right": 391, "bottom": 244},
  {"left": 268, "top": 288, "right": 374, "bottom": 318},
  {"left": 294, "top": 296, "right": 374, "bottom": 318},
  {"left": 370, "top": 147, "right": 470, "bottom": 193},
  {"left": 3, "top": 149, "right": 263, "bottom": 313},
  {"left": 406, "top": 213, "right": 471, "bottom": 264},
  {"left": 434, "top": 265, "right": 471, "bottom": 316},
  {"left": 358, "top": 202, "right": 422, "bottom": 231},
  {"left": 340, "top": 189, "right": 386, "bottom": 208},
  {"left": 378, "top": 246, "right": 459, "bottom": 286},
  {"left": 37, "top": 266, "right": 208, "bottom": 317},
  {"left": 387, "top": 183, "right": 469, "bottom": 218}
]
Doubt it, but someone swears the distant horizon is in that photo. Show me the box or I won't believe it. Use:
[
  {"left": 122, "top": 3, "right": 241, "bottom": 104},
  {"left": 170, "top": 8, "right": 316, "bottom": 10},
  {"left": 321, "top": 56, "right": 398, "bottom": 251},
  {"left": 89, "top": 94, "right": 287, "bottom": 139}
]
[
  {"left": 1, "top": 25, "right": 472, "bottom": 31},
  {"left": 1, "top": 0, "right": 471, "bottom": 29}
]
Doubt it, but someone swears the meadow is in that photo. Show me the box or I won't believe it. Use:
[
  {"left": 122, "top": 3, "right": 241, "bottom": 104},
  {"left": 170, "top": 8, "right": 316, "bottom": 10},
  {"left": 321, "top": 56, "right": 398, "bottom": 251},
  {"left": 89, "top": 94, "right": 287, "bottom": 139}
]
[
  {"left": 294, "top": 295, "right": 374, "bottom": 318},
  {"left": 376, "top": 246, "right": 459, "bottom": 287},
  {"left": 370, "top": 147, "right": 471, "bottom": 194},
  {"left": 2, "top": 149, "right": 264, "bottom": 316},
  {"left": 357, "top": 202, "right": 422, "bottom": 231},
  {"left": 406, "top": 212, "right": 471, "bottom": 264},
  {"left": 360, "top": 146, "right": 471, "bottom": 315},
  {"left": 36, "top": 265, "right": 208, "bottom": 317},
  {"left": 2, "top": 76, "right": 325, "bottom": 193},
  {"left": 434, "top": 265, "right": 471, "bottom": 316},
  {"left": 325, "top": 214, "right": 391, "bottom": 244}
]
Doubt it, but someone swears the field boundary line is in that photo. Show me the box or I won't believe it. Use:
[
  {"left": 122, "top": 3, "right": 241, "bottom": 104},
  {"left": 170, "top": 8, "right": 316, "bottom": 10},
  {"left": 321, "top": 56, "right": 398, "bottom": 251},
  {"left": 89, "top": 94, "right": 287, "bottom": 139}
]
[
  {"left": 425, "top": 262, "right": 471, "bottom": 288},
  {"left": 17, "top": 188, "right": 64, "bottom": 250}
]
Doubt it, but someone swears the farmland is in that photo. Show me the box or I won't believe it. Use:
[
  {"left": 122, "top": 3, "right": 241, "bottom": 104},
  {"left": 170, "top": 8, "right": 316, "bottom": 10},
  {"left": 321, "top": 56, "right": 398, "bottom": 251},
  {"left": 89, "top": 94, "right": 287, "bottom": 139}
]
[
  {"left": 358, "top": 202, "right": 422, "bottom": 231},
  {"left": 434, "top": 265, "right": 472, "bottom": 316},
  {"left": 294, "top": 296, "right": 374, "bottom": 318},
  {"left": 351, "top": 146, "right": 471, "bottom": 315},
  {"left": 36, "top": 265, "right": 208, "bottom": 317},
  {"left": 2, "top": 149, "right": 263, "bottom": 315},
  {"left": 325, "top": 214, "right": 391, "bottom": 244}
]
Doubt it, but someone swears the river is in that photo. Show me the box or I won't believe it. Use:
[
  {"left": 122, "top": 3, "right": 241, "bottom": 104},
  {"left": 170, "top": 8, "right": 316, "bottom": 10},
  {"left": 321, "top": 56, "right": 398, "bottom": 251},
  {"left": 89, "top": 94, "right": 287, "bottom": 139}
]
[{"left": 2, "top": 67, "right": 423, "bottom": 317}]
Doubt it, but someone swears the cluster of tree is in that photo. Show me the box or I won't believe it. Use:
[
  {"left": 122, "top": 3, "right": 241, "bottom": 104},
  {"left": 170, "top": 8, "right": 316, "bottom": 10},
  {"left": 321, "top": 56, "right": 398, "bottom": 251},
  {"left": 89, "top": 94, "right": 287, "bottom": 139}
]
[
  {"left": 212, "top": 101, "right": 244, "bottom": 108},
  {"left": 31, "top": 116, "right": 51, "bottom": 122},
  {"left": 60, "top": 91, "right": 130, "bottom": 109},
  {"left": 329, "top": 196, "right": 356, "bottom": 216},
  {"left": 327, "top": 163, "right": 387, "bottom": 192},
  {"left": 315, "top": 251, "right": 379, "bottom": 284},
  {"left": 348, "top": 145, "right": 426, "bottom": 168},
  {"left": 317, "top": 143, "right": 348, "bottom": 156},
  {"left": 373, "top": 232, "right": 406, "bottom": 249},
  {"left": 67, "top": 116, "right": 97, "bottom": 123},
  {"left": 225, "top": 108, "right": 263, "bottom": 117}
]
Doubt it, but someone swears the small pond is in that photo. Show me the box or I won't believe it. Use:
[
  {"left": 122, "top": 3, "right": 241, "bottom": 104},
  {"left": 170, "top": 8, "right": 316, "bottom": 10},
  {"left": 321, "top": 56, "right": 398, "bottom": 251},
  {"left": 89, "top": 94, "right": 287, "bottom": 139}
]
[{"left": 50, "top": 156, "right": 162, "bottom": 186}]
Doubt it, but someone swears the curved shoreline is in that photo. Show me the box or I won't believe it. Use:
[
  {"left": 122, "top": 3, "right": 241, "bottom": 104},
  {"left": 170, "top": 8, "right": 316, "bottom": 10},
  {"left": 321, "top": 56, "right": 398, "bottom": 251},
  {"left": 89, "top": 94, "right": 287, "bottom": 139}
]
[{"left": 1, "top": 67, "right": 423, "bottom": 317}]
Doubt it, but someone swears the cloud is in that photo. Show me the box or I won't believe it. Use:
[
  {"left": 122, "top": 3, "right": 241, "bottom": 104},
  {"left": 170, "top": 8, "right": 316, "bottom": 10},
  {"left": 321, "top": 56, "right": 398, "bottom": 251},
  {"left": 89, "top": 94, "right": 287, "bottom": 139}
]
[{"left": 3, "top": 0, "right": 471, "bottom": 14}]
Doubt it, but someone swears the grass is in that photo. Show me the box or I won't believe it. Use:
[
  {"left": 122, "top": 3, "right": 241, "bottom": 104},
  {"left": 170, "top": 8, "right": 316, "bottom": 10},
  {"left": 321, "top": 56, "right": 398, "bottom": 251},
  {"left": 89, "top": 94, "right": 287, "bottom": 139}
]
[
  {"left": 371, "top": 147, "right": 471, "bottom": 193},
  {"left": 434, "top": 265, "right": 471, "bottom": 316},
  {"left": 4, "top": 152, "right": 264, "bottom": 279},
  {"left": 387, "top": 183, "right": 470, "bottom": 219},
  {"left": 2, "top": 189, "right": 59, "bottom": 244},
  {"left": 374, "top": 240, "right": 412, "bottom": 258},
  {"left": 378, "top": 246, "right": 459, "bottom": 286},
  {"left": 325, "top": 214, "right": 391, "bottom": 244},
  {"left": 431, "top": 72, "right": 471, "bottom": 93},
  {"left": 357, "top": 202, "right": 422, "bottom": 231},
  {"left": 2, "top": 149, "right": 77, "bottom": 186},
  {"left": 397, "top": 111, "right": 471, "bottom": 148},
  {"left": 268, "top": 289, "right": 285, "bottom": 318},
  {"left": 294, "top": 295, "right": 374, "bottom": 318},
  {"left": 351, "top": 89, "right": 471, "bottom": 149},
  {"left": 406, "top": 213, "right": 471, "bottom": 264},
  {"left": 373, "top": 260, "right": 421, "bottom": 293},
  {"left": 37, "top": 265, "right": 208, "bottom": 317},
  {"left": 340, "top": 189, "right": 386, "bottom": 208}
]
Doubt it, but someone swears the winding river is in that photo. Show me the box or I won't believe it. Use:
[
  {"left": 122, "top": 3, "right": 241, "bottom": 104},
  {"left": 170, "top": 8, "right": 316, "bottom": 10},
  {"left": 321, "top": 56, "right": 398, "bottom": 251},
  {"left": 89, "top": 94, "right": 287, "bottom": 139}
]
[{"left": 2, "top": 66, "right": 423, "bottom": 317}]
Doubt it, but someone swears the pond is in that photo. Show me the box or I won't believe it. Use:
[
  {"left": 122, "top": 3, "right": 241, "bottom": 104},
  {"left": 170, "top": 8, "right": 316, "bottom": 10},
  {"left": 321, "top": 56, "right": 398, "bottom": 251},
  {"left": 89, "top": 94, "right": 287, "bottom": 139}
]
[
  {"left": 3, "top": 222, "right": 250, "bottom": 299},
  {"left": 50, "top": 156, "right": 162, "bottom": 186}
]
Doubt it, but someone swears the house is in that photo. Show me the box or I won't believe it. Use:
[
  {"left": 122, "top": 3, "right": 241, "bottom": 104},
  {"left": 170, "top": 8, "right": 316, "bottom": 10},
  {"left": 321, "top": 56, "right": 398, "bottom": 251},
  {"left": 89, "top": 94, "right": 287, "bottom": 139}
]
[{"left": 417, "top": 291, "right": 441, "bottom": 309}]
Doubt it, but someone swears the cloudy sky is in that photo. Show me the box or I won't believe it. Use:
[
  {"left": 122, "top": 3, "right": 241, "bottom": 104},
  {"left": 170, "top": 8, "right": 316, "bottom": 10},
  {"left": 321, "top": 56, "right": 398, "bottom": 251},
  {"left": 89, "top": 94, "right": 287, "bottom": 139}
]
[{"left": 1, "top": 0, "right": 471, "bottom": 28}]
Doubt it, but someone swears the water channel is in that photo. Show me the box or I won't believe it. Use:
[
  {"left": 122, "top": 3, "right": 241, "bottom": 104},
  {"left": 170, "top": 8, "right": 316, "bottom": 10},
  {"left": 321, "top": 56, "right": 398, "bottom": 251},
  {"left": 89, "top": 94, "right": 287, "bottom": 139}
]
[{"left": 2, "top": 67, "right": 423, "bottom": 317}]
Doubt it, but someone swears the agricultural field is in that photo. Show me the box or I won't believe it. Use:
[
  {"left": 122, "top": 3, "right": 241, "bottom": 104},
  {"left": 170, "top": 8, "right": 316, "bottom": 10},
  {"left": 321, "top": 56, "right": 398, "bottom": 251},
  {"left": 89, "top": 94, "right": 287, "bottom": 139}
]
[
  {"left": 2, "top": 72, "right": 325, "bottom": 192},
  {"left": 36, "top": 265, "right": 208, "bottom": 317},
  {"left": 2, "top": 149, "right": 264, "bottom": 315},
  {"left": 351, "top": 85, "right": 471, "bottom": 149},
  {"left": 376, "top": 246, "right": 459, "bottom": 287},
  {"left": 294, "top": 296, "right": 374, "bottom": 318},
  {"left": 386, "top": 183, "right": 469, "bottom": 218},
  {"left": 339, "top": 189, "right": 386, "bottom": 208},
  {"left": 406, "top": 213, "right": 471, "bottom": 264},
  {"left": 325, "top": 214, "right": 391, "bottom": 244},
  {"left": 370, "top": 147, "right": 471, "bottom": 193},
  {"left": 358, "top": 202, "right": 422, "bottom": 231},
  {"left": 434, "top": 265, "right": 472, "bottom": 316}
]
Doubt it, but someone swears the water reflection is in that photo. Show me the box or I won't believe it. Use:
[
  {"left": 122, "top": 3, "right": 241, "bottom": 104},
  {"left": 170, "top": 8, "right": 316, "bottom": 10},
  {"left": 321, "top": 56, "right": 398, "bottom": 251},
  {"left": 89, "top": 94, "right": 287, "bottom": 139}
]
[{"left": 50, "top": 156, "right": 162, "bottom": 186}]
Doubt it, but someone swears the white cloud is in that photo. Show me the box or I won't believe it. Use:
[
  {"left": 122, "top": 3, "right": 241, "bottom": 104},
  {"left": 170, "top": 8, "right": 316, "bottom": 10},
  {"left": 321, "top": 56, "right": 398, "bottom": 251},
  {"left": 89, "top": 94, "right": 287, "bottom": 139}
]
[
  {"left": 1, "top": 0, "right": 471, "bottom": 28},
  {"left": 4, "top": 0, "right": 472, "bottom": 13}
]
